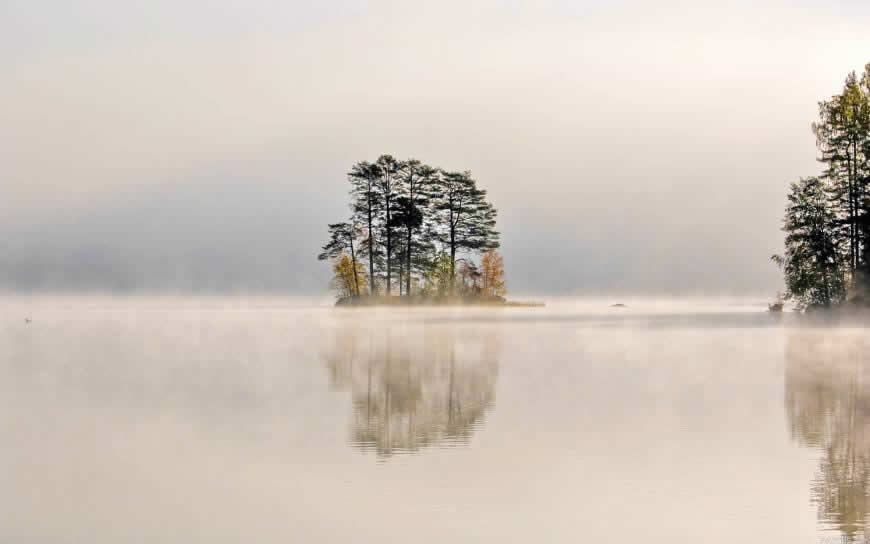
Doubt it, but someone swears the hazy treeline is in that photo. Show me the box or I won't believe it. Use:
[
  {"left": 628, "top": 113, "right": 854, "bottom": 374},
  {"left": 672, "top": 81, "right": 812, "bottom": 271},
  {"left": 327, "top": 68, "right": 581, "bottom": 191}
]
[
  {"left": 774, "top": 63, "right": 870, "bottom": 309},
  {"left": 318, "top": 155, "right": 503, "bottom": 299}
]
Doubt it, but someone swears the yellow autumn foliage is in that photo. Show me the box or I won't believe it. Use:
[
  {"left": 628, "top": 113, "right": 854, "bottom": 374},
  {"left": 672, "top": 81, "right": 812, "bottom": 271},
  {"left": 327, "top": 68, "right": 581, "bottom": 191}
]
[
  {"left": 480, "top": 250, "right": 506, "bottom": 297},
  {"left": 330, "top": 254, "right": 368, "bottom": 298}
]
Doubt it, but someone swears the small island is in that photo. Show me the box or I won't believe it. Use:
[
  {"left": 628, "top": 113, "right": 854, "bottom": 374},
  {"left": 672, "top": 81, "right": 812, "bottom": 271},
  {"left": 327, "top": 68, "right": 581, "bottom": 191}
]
[{"left": 318, "top": 155, "right": 534, "bottom": 307}]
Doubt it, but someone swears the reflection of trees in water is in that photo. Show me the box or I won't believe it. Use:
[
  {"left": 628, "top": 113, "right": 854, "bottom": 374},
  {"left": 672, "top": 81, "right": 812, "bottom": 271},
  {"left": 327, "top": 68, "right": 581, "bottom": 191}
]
[
  {"left": 324, "top": 321, "right": 500, "bottom": 458},
  {"left": 785, "top": 331, "right": 870, "bottom": 542}
]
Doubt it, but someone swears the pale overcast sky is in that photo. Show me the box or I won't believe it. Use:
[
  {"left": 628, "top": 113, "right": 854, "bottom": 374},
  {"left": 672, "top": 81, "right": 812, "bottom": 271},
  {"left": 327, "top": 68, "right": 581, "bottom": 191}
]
[{"left": 2, "top": 0, "right": 869, "bottom": 293}]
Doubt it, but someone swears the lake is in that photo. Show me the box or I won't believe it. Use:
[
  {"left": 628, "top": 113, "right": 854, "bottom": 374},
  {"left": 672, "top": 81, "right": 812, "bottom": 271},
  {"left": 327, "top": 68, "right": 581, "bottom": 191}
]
[{"left": 1, "top": 296, "right": 867, "bottom": 543}]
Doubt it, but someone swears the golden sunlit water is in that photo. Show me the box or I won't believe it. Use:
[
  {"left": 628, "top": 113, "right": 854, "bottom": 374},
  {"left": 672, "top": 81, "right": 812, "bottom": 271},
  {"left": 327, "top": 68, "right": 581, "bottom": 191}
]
[{"left": 1, "top": 296, "right": 867, "bottom": 543}]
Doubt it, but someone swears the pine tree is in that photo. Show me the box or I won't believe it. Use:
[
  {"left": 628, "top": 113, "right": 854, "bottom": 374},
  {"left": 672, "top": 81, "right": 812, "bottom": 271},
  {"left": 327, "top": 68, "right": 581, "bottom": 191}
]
[
  {"left": 374, "top": 155, "right": 401, "bottom": 296},
  {"left": 813, "top": 69, "right": 870, "bottom": 279},
  {"left": 432, "top": 170, "right": 500, "bottom": 290},
  {"left": 395, "top": 160, "right": 437, "bottom": 296},
  {"left": 348, "top": 161, "right": 383, "bottom": 296},
  {"left": 772, "top": 177, "right": 846, "bottom": 308}
]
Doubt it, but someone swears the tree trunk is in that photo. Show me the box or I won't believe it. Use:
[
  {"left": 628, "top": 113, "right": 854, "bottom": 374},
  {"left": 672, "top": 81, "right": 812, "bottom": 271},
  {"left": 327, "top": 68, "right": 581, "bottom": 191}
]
[
  {"left": 822, "top": 260, "right": 831, "bottom": 306},
  {"left": 398, "top": 258, "right": 403, "bottom": 296},
  {"left": 846, "top": 148, "right": 857, "bottom": 275},
  {"left": 852, "top": 139, "right": 861, "bottom": 270},
  {"left": 385, "top": 194, "right": 392, "bottom": 296},
  {"left": 450, "top": 226, "right": 456, "bottom": 295},
  {"left": 367, "top": 189, "right": 376, "bottom": 296},
  {"left": 406, "top": 226, "right": 413, "bottom": 296},
  {"left": 386, "top": 228, "right": 391, "bottom": 296},
  {"left": 349, "top": 231, "right": 359, "bottom": 296}
]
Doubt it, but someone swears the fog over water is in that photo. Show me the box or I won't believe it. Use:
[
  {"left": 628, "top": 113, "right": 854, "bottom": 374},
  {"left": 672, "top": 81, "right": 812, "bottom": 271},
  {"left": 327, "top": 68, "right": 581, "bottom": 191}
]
[
  {"left": 2, "top": 295, "right": 869, "bottom": 542},
  {"left": 3, "top": 1, "right": 870, "bottom": 293},
  {"left": 4, "top": 2, "right": 870, "bottom": 540}
]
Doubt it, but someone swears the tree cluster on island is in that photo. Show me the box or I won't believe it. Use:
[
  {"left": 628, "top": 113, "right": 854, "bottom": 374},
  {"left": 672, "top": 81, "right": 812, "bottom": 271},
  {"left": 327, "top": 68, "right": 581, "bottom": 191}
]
[
  {"left": 773, "top": 63, "right": 870, "bottom": 312},
  {"left": 318, "top": 155, "right": 506, "bottom": 305}
]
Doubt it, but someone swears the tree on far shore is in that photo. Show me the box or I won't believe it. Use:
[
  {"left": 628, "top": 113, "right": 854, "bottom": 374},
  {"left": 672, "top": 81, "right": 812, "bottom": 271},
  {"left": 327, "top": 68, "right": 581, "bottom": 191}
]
[
  {"left": 374, "top": 155, "right": 401, "bottom": 296},
  {"left": 433, "top": 171, "right": 500, "bottom": 290},
  {"left": 330, "top": 254, "right": 368, "bottom": 298},
  {"left": 457, "top": 259, "right": 481, "bottom": 294},
  {"left": 424, "top": 252, "right": 454, "bottom": 297},
  {"left": 813, "top": 67, "right": 870, "bottom": 277},
  {"left": 772, "top": 177, "right": 846, "bottom": 308},
  {"left": 318, "top": 221, "right": 361, "bottom": 296},
  {"left": 349, "top": 161, "right": 382, "bottom": 296},
  {"left": 481, "top": 250, "right": 506, "bottom": 298},
  {"left": 396, "top": 160, "right": 436, "bottom": 296}
]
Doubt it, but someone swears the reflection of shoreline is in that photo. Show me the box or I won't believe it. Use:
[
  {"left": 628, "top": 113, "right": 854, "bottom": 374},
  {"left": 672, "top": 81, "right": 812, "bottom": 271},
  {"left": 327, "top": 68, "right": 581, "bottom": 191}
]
[
  {"left": 785, "top": 331, "right": 870, "bottom": 542},
  {"left": 324, "top": 321, "right": 500, "bottom": 459}
]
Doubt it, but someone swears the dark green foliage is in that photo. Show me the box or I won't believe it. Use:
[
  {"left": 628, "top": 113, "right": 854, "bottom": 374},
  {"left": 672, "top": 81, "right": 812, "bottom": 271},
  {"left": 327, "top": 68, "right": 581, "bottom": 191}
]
[
  {"left": 389, "top": 196, "right": 422, "bottom": 296},
  {"left": 374, "top": 155, "right": 402, "bottom": 295},
  {"left": 390, "top": 196, "right": 424, "bottom": 232},
  {"left": 776, "top": 63, "right": 870, "bottom": 308},
  {"left": 396, "top": 160, "right": 437, "bottom": 296},
  {"left": 773, "top": 177, "right": 846, "bottom": 308},
  {"left": 317, "top": 222, "right": 354, "bottom": 262},
  {"left": 431, "top": 171, "right": 500, "bottom": 286},
  {"left": 812, "top": 66, "right": 870, "bottom": 278}
]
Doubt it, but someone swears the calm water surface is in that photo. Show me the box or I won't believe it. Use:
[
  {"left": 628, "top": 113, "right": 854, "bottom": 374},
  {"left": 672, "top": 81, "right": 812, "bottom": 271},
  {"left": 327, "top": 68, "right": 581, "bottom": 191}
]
[{"left": 1, "top": 296, "right": 868, "bottom": 543}]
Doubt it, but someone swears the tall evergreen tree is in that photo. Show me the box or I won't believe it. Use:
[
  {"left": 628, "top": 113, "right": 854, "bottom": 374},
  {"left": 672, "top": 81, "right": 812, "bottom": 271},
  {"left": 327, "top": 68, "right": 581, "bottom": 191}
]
[
  {"left": 813, "top": 69, "right": 870, "bottom": 277},
  {"left": 374, "top": 155, "right": 401, "bottom": 296},
  {"left": 432, "top": 171, "right": 500, "bottom": 288},
  {"left": 772, "top": 177, "right": 846, "bottom": 308},
  {"left": 859, "top": 64, "right": 870, "bottom": 283},
  {"left": 348, "top": 161, "right": 382, "bottom": 295},
  {"left": 396, "top": 160, "right": 437, "bottom": 296},
  {"left": 391, "top": 234, "right": 408, "bottom": 295}
]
